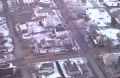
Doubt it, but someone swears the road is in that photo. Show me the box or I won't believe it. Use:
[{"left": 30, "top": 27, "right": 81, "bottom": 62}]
[
  {"left": 1, "top": 0, "right": 33, "bottom": 78},
  {"left": 8, "top": 51, "right": 80, "bottom": 67},
  {"left": 53, "top": 0, "right": 106, "bottom": 78}
]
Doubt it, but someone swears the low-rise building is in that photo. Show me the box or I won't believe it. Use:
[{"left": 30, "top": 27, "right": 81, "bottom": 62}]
[
  {"left": 58, "top": 58, "right": 93, "bottom": 78},
  {"left": 33, "top": 62, "right": 61, "bottom": 78},
  {"left": 86, "top": 8, "right": 111, "bottom": 28},
  {"left": 64, "top": 60, "right": 81, "bottom": 76},
  {"left": 86, "top": 28, "right": 120, "bottom": 48},
  {"left": 0, "top": 63, "right": 16, "bottom": 76},
  {"left": 110, "top": 8, "right": 120, "bottom": 25},
  {"left": 37, "top": 62, "right": 54, "bottom": 75},
  {"left": 100, "top": 53, "right": 120, "bottom": 78},
  {"left": 103, "top": 0, "right": 120, "bottom": 6}
]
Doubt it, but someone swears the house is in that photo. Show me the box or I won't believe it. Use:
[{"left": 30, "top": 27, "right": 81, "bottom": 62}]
[
  {"left": 32, "top": 62, "right": 61, "bottom": 78},
  {"left": 86, "top": 28, "right": 120, "bottom": 48},
  {"left": 38, "top": 62, "right": 54, "bottom": 75},
  {"left": 100, "top": 53, "right": 120, "bottom": 78},
  {"left": 15, "top": 23, "right": 32, "bottom": 39},
  {"left": 0, "top": 63, "right": 16, "bottom": 76},
  {"left": 86, "top": 8, "right": 111, "bottom": 28},
  {"left": 33, "top": 6, "right": 49, "bottom": 17},
  {"left": 64, "top": 60, "right": 81, "bottom": 76},
  {"left": 110, "top": 8, "right": 120, "bottom": 25},
  {"left": 103, "top": 0, "right": 120, "bottom": 6}
]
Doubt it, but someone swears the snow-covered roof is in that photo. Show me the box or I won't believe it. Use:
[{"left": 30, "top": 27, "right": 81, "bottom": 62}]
[
  {"left": 39, "top": 0, "right": 51, "bottom": 4},
  {"left": 104, "top": 0, "right": 120, "bottom": 6},
  {"left": 86, "top": 9, "right": 111, "bottom": 27},
  {"left": 35, "top": 62, "right": 61, "bottom": 78},
  {"left": 27, "top": 21, "right": 44, "bottom": 33},
  {"left": 97, "top": 28, "right": 120, "bottom": 46},
  {"left": 23, "top": 0, "right": 35, "bottom": 3},
  {"left": 98, "top": 28, "right": 120, "bottom": 40},
  {"left": 101, "top": 53, "right": 120, "bottom": 65},
  {"left": 64, "top": 0, "right": 93, "bottom": 8},
  {"left": 110, "top": 8, "right": 120, "bottom": 24},
  {"left": 44, "top": 10, "right": 62, "bottom": 27},
  {"left": 58, "top": 58, "right": 87, "bottom": 77},
  {"left": 19, "top": 24, "right": 27, "bottom": 31}
]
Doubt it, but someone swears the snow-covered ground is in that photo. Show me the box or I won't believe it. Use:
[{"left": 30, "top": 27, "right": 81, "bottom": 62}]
[
  {"left": 86, "top": 8, "right": 111, "bottom": 27},
  {"left": 16, "top": 9, "right": 78, "bottom": 54},
  {"left": 0, "top": 17, "right": 14, "bottom": 54},
  {"left": 0, "top": 17, "right": 15, "bottom": 64}
]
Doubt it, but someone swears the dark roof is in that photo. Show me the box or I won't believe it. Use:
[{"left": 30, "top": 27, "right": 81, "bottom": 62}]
[
  {"left": 64, "top": 61, "right": 79, "bottom": 72},
  {"left": 42, "top": 62, "right": 54, "bottom": 69},
  {"left": 0, "top": 63, "right": 10, "bottom": 68},
  {"left": 0, "top": 68, "right": 14, "bottom": 76}
]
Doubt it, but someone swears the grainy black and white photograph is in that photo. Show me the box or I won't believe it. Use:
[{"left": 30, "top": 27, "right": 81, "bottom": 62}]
[{"left": 0, "top": 0, "right": 119, "bottom": 78}]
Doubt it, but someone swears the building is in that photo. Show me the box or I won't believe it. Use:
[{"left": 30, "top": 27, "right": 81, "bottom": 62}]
[
  {"left": 58, "top": 58, "right": 93, "bottom": 78},
  {"left": 0, "top": 63, "right": 16, "bottom": 76},
  {"left": 38, "top": 62, "right": 54, "bottom": 75},
  {"left": 100, "top": 53, "right": 120, "bottom": 78},
  {"left": 64, "top": 60, "right": 81, "bottom": 76},
  {"left": 33, "top": 62, "right": 61, "bottom": 78},
  {"left": 103, "top": 0, "right": 120, "bottom": 6}
]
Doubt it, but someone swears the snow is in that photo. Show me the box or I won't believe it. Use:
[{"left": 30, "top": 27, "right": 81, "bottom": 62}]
[
  {"left": 44, "top": 10, "right": 62, "bottom": 27},
  {"left": 64, "top": 0, "right": 93, "bottom": 8},
  {"left": 0, "top": 17, "right": 14, "bottom": 53},
  {"left": 104, "top": 0, "right": 120, "bottom": 6},
  {"left": 4, "top": 38, "right": 13, "bottom": 43},
  {"left": 50, "top": 47, "right": 67, "bottom": 53},
  {"left": 19, "top": 24, "right": 27, "bottom": 31},
  {"left": 58, "top": 60, "right": 71, "bottom": 78},
  {"left": 39, "top": 0, "right": 51, "bottom": 4},
  {"left": 4, "top": 42, "right": 14, "bottom": 52},
  {"left": 98, "top": 28, "right": 120, "bottom": 46},
  {"left": 85, "top": 1, "right": 94, "bottom": 7},
  {"left": 22, "top": 33, "right": 32, "bottom": 40},
  {"left": 32, "top": 33, "right": 51, "bottom": 43},
  {"left": 35, "top": 61, "right": 61, "bottom": 78},
  {"left": 42, "top": 62, "right": 61, "bottom": 78},
  {"left": 58, "top": 58, "right": 87, "bottom": 78},
  {"left": 55, "top": 31, "right": 68, "bottom": 38},
  {"left": 101, "top": 53, "right": 120, "bottom": 65},
  {"left": 5, "top": 54, "right": 15, "bottom": 60},
  {"left": 86, "top": 9, "right": 111, "bottom": 27},
  {"left": 27, "top": 22, "right": 44, "bottom": 33},
  {"left": 110, "top": 8, "right": 120, "bottom": 13},
  {"left": 23, "top": 0, "right": 35, "bottom": 3},
  {"left": 99, "top": 28, "right": 120, "bottom": 40}
]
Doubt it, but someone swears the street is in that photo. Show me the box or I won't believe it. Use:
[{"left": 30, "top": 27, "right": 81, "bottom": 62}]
[{"left": 53, "top": 0, "right": 106, "bottom": 78}]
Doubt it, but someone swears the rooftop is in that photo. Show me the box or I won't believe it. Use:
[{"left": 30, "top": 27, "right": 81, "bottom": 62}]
[{"left": 86, "top": 8, "right": 111, "bottom": 27}]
